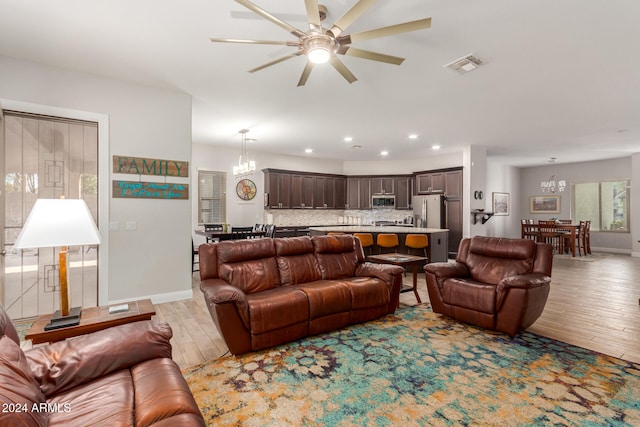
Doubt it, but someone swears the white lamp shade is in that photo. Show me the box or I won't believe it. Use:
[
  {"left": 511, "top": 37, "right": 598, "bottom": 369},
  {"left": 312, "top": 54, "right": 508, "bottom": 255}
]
[{"left": 14, "top": 199, "right": 102, "bottom": 249}]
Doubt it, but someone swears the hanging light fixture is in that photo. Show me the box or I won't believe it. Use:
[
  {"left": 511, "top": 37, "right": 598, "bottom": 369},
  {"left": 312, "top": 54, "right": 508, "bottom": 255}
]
[
  {"left": 233, "top": 129, "right": 256, "bottom": 176},
  {"left": 540, "top": 157, "right": 566, "bottom": 193}
]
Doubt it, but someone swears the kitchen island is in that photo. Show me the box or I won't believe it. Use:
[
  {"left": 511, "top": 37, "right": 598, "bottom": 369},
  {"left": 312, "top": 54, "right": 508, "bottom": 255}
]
[{"left": 309, "top": 226, "right": 449, "bottom": 262}]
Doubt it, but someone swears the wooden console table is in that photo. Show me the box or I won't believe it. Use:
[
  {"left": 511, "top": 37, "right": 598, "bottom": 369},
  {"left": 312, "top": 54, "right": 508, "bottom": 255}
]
[{"left": 25, "top": 299, "right": 156, "bottom": 344}]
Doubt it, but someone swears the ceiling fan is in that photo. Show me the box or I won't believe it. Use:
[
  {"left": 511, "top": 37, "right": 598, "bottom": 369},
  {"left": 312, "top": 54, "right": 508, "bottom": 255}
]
[{"left": 210, "top": 0, "right": 431, "bottom": 86}]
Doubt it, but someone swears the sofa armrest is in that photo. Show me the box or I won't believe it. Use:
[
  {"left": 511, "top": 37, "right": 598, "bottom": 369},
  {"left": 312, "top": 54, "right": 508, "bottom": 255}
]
[
  {"left": 424, "top": 262, "right": 470, "bottom": 283},
  {"left": 355, "top": 262, "right": 404, "bottom": 283},
  {"left": 200, "top": 279, "right": 249, "bottom": 328},
  {"left": 496, "top": 273, "right": 551, "bottom": 309},
  {"left": 26, "top": 320, "right": 172, "bottom": 397}
]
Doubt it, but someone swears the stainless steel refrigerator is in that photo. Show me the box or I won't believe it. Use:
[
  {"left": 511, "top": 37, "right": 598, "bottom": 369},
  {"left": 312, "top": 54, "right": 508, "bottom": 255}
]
[{"left": 413, "top": 194, "right": 446, "bottom": 229}]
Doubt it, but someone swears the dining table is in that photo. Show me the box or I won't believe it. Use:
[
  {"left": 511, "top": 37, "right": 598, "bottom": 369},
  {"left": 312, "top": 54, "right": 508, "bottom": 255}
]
[
  {"left": 520, "top": 222, "right": 580, "bottom": 257},
  {"left": 195, "top": 229, "right": 266, "bottom": 241}
]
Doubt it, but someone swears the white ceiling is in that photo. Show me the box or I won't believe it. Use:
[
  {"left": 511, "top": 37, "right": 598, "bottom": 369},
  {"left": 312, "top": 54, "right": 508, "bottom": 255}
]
[{"left": 1, "top": 0, "right": 639, "bottom": 167}]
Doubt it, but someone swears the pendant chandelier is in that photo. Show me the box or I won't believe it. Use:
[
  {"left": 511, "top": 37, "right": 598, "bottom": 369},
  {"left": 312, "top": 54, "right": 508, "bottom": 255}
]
[
  {"left": 233, "top": 129, "right": 256, "bottom": 177},
  {"left": 540, "top": 157, "right": 566, "bottom": 193}
]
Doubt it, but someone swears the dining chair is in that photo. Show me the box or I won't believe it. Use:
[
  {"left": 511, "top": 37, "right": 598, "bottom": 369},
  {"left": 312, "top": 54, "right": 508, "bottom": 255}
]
[
  {"left": 191, "top": 238, "right": 199, "bottom": 272},
  {"left": 521, "top": 219, "right": 538, "bottom": 241},
  {"left": 231, "top": 226, "right": 254, "bottom": 239},
  {"left": 583, "top": 220, "right": 592, "bottom": 254},
  {"left": 537, "top": 220, "right": 562, "bottom": 253},
  {"left": 203, "top": 223, "right": 223, "bottom": 243}
]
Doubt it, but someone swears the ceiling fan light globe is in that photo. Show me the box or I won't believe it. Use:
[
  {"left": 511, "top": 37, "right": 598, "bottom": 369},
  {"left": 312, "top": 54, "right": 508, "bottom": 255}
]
[{"left": 308, "top": 47, "right": 331, "bottom": 64}]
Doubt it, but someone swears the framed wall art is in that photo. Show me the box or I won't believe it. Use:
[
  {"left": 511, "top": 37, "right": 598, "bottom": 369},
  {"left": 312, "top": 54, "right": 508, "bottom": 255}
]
[
  {"left": 492, "top": 192, "right": 510, "bottom": 216},
  {"left": 529, "top": 195, "right": 560, "bottom": 214}
]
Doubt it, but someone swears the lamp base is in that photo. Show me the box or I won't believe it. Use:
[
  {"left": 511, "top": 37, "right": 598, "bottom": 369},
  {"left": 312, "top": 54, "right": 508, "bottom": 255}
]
[{"left": 44, "top": 307, "right": 82, "bottom": 331}]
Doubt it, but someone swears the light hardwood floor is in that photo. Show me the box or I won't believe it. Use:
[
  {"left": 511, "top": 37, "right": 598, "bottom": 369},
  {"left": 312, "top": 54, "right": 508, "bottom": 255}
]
[{"left": 155, "top": 252, "right": 640, "bottom": 369}]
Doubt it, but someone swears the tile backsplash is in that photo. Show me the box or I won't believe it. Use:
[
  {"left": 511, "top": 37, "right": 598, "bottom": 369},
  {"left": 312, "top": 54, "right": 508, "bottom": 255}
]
[{"left": 265, "top": 209, "right": 414, "bottom": 226}]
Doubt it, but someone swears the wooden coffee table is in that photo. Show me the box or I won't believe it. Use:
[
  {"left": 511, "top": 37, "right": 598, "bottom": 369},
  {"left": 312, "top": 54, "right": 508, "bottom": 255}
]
[
  {"left": 367, "top": 254, "right": 428, "bottom": 304},
  {"left": 25, "top": 299, "right": 156, "bottom": 344}
]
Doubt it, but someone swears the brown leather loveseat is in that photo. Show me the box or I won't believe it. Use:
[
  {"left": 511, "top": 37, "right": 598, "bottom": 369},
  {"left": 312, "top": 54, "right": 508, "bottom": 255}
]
[
  {"left": 0, "top": 304, "right": 205, "bottom": 427},
  {"left": 199, "top": 234, "right": 404, "bottom": 355},
  {"left": 424, "top": 236, "right": 553, "bottom": 336}
]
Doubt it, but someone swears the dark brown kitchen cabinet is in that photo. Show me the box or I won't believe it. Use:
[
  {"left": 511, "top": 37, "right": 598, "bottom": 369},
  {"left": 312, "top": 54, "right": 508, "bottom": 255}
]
[
  {"left": 395, "top": 176, "right": 414, "bottom": 209},
  {"left": 314, "top": 176, "right": 336, "bottom": 209},
  {"left": 346, "top": 178, "right": 360, "bottom": 209},
  {"left": 335, "top": 177, "right": 346, "bottom": 209},
  {"left": 416, "top": 172, "right": 445, "bottom": 194},
  {"left": 371, "top": 177, "right": 394, "bottom": 194},
  {"left": 264, "top": 170, "right": 291, "bottom": 208},
  {"left": 359, "top": 178, "right": 372, "bottom": 209},
  {"left": 444, "top": 170, "right": 462, "bottom": 198},
  {"left": 291, "top": 174, "right": 314, "bottom": 208}
]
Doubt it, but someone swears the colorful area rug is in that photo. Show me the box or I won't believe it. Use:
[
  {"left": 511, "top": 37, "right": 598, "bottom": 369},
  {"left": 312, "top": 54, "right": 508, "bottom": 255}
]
[{"left": 183, "top": 305, "right": 640, "bottom": 426}]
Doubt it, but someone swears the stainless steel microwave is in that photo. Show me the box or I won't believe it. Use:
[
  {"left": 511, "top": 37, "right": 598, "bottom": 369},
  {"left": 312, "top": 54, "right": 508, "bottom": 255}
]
[{"left": 372, "top": 195, "right": 395, "bottom": 208}]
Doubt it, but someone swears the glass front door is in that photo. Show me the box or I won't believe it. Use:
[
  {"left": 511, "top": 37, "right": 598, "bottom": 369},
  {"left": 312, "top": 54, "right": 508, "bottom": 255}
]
[{"left": 1, "top": 110, "right": 99, "bottom": 319}]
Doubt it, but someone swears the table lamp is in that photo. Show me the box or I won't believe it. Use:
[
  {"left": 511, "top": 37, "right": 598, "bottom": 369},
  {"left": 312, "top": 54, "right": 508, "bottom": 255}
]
[{"left": 13, "top": 198, "right": 101, "bottom": 330}]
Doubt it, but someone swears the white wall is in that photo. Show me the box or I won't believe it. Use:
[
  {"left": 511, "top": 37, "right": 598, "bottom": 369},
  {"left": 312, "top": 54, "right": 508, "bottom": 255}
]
[
  {"left": 0, "top": 56, "right": 193, "bottom": 304},
  {"left": 486, "top": 162, "right": 521, "bottom": 238},
  {"left": 343, "top": 152, "right": 462, "bottom": 175},
  {"left": 519, "top": 156, "right": 632, "bottom": 252},
  {"left": 191, "top": 143, "right": 344, "bottom": 234}
]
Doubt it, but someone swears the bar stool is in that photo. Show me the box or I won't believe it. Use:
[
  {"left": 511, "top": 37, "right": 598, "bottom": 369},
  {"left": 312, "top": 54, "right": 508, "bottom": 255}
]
[
  {"left": 376, "top": 233, "right": 399, "bottom": 254},
  {"left": 353, "top": 233, "right": 374, "bottom": 255},
  {"left": 405, "top": 234, "right": 428, "bottom": 258},
  {"left": 327, "top": 232, "right": 345, "bottom": 236}
]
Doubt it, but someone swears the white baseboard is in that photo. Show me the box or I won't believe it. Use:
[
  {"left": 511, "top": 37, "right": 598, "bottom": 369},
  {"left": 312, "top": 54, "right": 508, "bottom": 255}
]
[
  {"left": 631, "top": 251, "right": 640, "bottom": 258},
  {"left": 108, "top": 289, "right": 194, "bottom": 306},
  {"left": 591, "top": 246, "right": 632, "bottom": 255}
]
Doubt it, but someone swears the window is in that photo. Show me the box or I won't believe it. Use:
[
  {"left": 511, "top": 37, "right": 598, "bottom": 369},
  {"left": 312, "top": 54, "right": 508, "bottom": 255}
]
[
  {"left": 198, "top": 170, "right": 226, "bottom": 224},
  {"left": 573, "top": 180, "right": 629, "bottom": 232}
]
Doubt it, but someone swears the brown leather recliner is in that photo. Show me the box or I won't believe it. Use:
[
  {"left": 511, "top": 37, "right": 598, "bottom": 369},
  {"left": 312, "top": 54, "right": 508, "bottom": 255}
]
[
  {"left": 424, "top": 236, "right": 553, "bottom": 336},
  {"left": 199, "top": 235, "right": 404, "bottom": 355},
  {"left": 0, "top": 304, "right": 205, "bottom": 427}
]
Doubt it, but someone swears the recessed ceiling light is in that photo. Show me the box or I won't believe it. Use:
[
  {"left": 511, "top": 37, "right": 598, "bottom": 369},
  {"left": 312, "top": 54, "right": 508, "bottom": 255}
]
[
  {"left": 432, "top": 145, "right": 441, "bottom": 150},
  {"left": 344, "top": 136, "right": 353, "bottom": 142},
  {"left": 380, "top": 150, "right": 389, "bottom": 156},
  {"left": 409, "top": 134, "right": 418, "bottom": 140},
  {"left": 351, "top": 144, "right": 362, "bottom": 149},
  {"left": 305, "top": 148, "right": 313, "bottom": 154}
]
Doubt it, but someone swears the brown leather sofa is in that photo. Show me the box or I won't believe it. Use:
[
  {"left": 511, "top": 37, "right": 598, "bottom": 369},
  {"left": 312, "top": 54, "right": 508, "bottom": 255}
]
[
  {"left": 424, "top": 236, "right": 553, "bottom": 336},
  {"left": 199, "top": 234, "right": 404, "bottom": 355},
  {"left": 0, "top": 304, "right": 205, "bottom": 427}
]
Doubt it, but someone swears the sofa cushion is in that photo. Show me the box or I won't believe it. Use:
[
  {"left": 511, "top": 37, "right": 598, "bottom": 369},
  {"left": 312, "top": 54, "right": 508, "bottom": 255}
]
[
  {"left": 0, "top": 336, "right": 48, "bottom": 427},
  {"left": 275, "top": 236, "right": 321, "bottom": 285},
  {"left": 312, "top": 235, "right": 359, "bottom": 280},
  {"left": 465, "top": 237, "right": 535, "bottom": 285},
  {"left": 295, "top": 280, "right": 352, "bottom": 319},
  {"left": 217, "top": 239, "right": 281, "bottom": 293},
  {"left": 132, "top": 358, "right": 204, "bottom": 426},
  {"left": 342, "top": 276, "right": 390, "bottom": 309},
  {"left": 47, "top": 369, "right": 133, "bottom": 427},
  {"left": 442, "top": 278, "right": 496, "bottom": 314},
  {"left": 246, "top": 287, "right": 309, "bottom": 334}
]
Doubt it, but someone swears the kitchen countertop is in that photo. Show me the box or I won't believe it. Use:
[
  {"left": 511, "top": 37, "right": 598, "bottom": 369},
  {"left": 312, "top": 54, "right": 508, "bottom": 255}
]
[{"left": 308, "top": 226, "right": 448, "bottom": 233}]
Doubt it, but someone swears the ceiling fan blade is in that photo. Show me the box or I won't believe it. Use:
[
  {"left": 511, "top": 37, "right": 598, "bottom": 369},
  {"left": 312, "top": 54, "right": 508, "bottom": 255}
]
[
  {"left": 340, "top": 47, "right": 405, "bottom": 65},
  {"left": 304, "top": 0, "right": 321, "bottom": 28},
  {"left": 346, "top": 18, "right": 432, "bottom": 43},
  {"left": 235, "top": 0, "right": 306, "bottom": 38},
  {"left": 329, "top": 0, "right": 376, "bottom": 37},
  {"left": 210, "top": 38, "right": 298, "bottom": 46},
  {"left": 297, "top": 61, "right": 314, "bottom": 87},
  {"left": 329, "top": 57, "right": 357, "bottom": 84},
  {"left": 248, "top": 52, "right": 302, "bottom": 73}
]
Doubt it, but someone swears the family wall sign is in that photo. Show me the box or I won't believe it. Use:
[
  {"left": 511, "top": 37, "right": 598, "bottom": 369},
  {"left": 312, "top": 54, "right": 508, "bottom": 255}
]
[{"left": 112, "top": 155, "right": 189, "bottom": 200}]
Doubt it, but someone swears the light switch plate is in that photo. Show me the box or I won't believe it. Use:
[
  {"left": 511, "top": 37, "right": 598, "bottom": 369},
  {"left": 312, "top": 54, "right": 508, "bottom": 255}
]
[
  {"left": 125, "top": 221, "right": 137, "bottom": 231},
  {"left": 109, "top": 221, "right": 119, "bottom": 231}
]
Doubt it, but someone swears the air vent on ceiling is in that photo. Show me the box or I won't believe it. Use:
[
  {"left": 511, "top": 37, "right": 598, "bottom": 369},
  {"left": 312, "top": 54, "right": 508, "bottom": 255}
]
[{"left": 444, "top": 54, "right": 483, "bottom": 73}]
